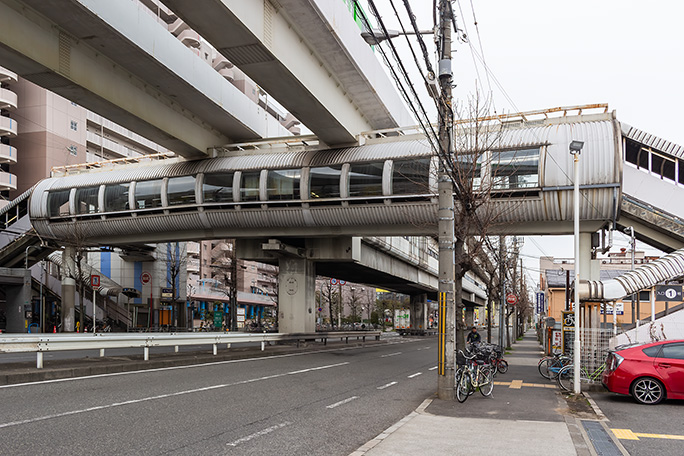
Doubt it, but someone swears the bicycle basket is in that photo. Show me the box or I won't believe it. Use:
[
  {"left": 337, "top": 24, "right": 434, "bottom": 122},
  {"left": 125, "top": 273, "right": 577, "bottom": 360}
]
[{"left": 456, "top": 352, "right": 467, "bottom": 366}]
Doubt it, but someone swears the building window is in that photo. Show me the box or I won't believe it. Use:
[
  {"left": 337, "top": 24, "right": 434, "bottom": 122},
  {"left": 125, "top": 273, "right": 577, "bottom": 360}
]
[
  {"left": 134, "top": 179, "right": 163, "bottom": 209},
  {"left": 240, "top": 171, "right": 260, "bottom": 202},
  {"left": 203, "top": 172, "right": 234, "bottom": 203},
  {"left": 104, "top": 183, "right": 130, "bottom": 212},
  {"left": 68, "top": 145, "right": 78, "bottom": 156},
  {"left": 392, "top": 159, "right": 430, "bottom": 195},
  {"left": 491, "top": 148, "right": 540, "bottom": 190},
  {"left": 70, "top": 120, "right": 78, "bottom": 131},
  {"left": 75, "top": 187, "right": 99, "bottom": 214},
  {"left": 167, "top": 175, "right": 196, "bottom": 206},
  {"left": 47, "top": 190, "right": 71, "bottom": 217}
]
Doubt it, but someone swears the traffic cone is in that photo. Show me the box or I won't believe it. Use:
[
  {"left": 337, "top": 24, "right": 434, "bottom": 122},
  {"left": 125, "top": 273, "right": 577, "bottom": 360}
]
[{"left": 53, "top": 325, "right": 57, "bottom": 333}]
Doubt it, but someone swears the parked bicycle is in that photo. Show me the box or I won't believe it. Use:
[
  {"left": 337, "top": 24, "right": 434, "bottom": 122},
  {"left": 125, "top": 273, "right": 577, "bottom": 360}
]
[
  {"left": 467, "top": 343, "right": 508, "bottom": 375},
  {"left": 556, "top": 353, "right": 608, "bottom": 391},
  {"left": 455, "top": 350, "right": 494, "bottom": 403},
  {"left": 538, "top": 352, "right": 572, "bottom": 380}
]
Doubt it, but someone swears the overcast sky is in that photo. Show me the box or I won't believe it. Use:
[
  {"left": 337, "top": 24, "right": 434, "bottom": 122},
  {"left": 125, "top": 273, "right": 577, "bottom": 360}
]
[{"left": 365, "top": 0, "right": 680, "bottom": 288}]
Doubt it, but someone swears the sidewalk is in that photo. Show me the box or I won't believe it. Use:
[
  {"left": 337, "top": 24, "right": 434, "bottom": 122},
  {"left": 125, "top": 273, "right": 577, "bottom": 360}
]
[{"left": 351, "top": 330, "right": 612, "bottom": 456}]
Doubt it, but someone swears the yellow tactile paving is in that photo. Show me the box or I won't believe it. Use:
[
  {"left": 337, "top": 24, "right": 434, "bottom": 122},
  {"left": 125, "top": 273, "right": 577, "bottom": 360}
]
[
  {"left": 509, "top": 379, "right": 523, "bottom": 389},
  {"left": 492, "top": 380, "right": 556, "bottom": 389},
  {"left": 612, "top": 429, "right": 684, "bottom": 441}
]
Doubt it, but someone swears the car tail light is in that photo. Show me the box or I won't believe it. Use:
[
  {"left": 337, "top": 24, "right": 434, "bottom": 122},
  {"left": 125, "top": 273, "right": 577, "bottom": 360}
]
[{"left": 607, "top": 353, "right": 624, "bottom": 372}]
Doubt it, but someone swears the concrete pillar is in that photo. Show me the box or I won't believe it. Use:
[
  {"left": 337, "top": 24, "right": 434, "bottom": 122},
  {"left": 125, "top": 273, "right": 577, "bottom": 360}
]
[
  {"left": 61, "top": 247, "right": 77, "bottom": 332},
  {"left": 277, "top": 257, "right": 316, "bottom": 333},
  {"left": 464, "top": 306, "right": 474, "bottom": 328},
  {"left": 409, "top": 293, "right": 428, "bottom": 332},
  {"left": 1, "top": 268, "right": 32, "bottom": 333}
]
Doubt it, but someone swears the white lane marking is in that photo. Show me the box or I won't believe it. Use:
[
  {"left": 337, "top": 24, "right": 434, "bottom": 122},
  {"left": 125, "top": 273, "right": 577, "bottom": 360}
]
[
  {"left": 0, "top": 362, "right": 349, "bottom": 429},
  {"left": 407, "top": 372, "right": 422, "bottom": 379},
  {"left": 423, "top": 346, "right": 431, "bottom": 350},
  {"left": 226, "top": 421, "right": 291, "bottom": 447},
  {"left": 380, "top": 352, "right": 402, "bottom": 358},
  {"left": 326, "top": 396, "right": 359, "bottom": 409},
  {"left": 377, "top": 381, "right": 398, "bottom": 390},
  {"left": 428, "top": 366, "right": 438, "bottom": 371},
  {"left": 0, "top": 344, "right": 367, "bottom": 390}
]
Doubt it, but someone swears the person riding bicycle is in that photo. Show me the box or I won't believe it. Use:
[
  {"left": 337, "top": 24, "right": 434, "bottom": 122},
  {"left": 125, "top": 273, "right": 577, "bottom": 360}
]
[{"left": 466, "top": 326, "right": 481, "bottom": 346}]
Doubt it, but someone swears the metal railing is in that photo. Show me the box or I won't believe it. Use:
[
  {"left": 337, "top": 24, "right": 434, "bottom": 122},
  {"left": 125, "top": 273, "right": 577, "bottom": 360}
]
[{"left": 0, "top": 331, "right": 382, "bottom": 369}]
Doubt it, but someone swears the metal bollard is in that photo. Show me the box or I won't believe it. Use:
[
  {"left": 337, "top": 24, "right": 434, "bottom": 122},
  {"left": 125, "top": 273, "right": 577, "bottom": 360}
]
[
  {"left": 213, "top": 344, "right": 217, "bottom": 355},
  {"left": 144, "top": 346, "right": 149, "bottom": 361},
  {"left": 100, "top": 349, "right": 105, "bottom": 357},
  {"left": 261, "top": 341, "right": 265, "bottom": 351},
  {"left": 174, "top": 346, "right": 179, "bottom": 353},
  {"left": 37, "top": 352, "right": 43, "bottom": 369}
]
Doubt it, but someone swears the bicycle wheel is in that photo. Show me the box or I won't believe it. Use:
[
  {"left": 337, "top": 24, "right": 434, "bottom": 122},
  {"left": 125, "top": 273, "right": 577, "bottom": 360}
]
[
  {"left": 538, "top": 357, "right": 560, "bottom": 379},
  {"left": 456, "top": 369, "right": 472, "bottom": 403},
  {"left": 557, "top": 365, "right": 574, "bottom": 391},
  {"left": 497, "top": 359, "right": 508, "bottom": 374},
  {"left": 479, "top": 367, "right": 494, "bottom": 396}
]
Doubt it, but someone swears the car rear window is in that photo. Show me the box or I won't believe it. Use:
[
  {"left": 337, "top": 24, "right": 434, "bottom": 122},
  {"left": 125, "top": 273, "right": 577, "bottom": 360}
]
[
  {"left": 660, "top": 343, "right": 684, "bottom": 360},
  {"left": 642, "top": 346, "right": 661, "bottom": 357}
]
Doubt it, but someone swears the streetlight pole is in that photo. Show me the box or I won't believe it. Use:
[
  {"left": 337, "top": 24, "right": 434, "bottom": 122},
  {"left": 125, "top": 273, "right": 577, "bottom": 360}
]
[
  {"left": 436, "top": 0, "right": 456, "bottom": 401},
  {"left": 570, "top": 140, "right": 584, "bottom": 395}
]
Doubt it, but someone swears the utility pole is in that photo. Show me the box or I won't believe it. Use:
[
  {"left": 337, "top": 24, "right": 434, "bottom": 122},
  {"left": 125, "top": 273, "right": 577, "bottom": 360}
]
[{"left": 436, "top": 0, "right": 456, "bottom": 401}]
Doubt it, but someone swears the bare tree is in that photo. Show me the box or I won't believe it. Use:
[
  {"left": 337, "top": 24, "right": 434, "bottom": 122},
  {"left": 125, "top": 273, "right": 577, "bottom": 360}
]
[
  {"left": 61, "top": 222, "right": 90, "bottom": 332},
  {"left": 162, "top": 242, "right": 187, "bottom": 328},
  {"left": 348, "top": 288, "right": 362, "bottom": 323}
]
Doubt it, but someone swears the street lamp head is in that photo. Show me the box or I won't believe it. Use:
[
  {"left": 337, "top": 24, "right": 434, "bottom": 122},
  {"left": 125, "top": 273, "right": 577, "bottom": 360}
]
[
  {"left": 569, "top": 140, "right": 584, "bottom": 155},
  {"left": 360, "top": 28, "right": 400, "bottom": 45}
]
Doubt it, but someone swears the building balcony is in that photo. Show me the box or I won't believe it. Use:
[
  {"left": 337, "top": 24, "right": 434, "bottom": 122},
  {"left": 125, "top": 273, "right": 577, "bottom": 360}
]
[
  {"left": 0, "top": 66, "right": 18, "bottom": 84},
  {"left": 0, "top": 116, "right": 17, "bottom": 138},
  {"left": 0, "top": 171, "right": 17, "bottom": 191},
  {"left": 0, "top": 143, "right": 17, "bottom": 164},
  {"left": 0, "top": 88, "right": 17, "bottom": 110}
]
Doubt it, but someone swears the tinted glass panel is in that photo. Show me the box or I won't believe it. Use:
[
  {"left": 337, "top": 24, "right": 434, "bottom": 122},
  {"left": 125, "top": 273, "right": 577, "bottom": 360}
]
[
  {"left": 455, "top": 154, "right": 483, "bottom": 189},
  {"left": 267, "top": 169, "right": 300, "bottom": 200},
  {"left": 167, "top": 176, "right": 196, "bottom": 206},
  {"left": 104, "top": 183, "right": 130, "bottom": 212},
  {"left": 492, "top": 148, "right": 540, "bottom": 190},
  {"left": 625, "top": 139, "right": 639, "bottom": 165},
  {"left": 135, "top": 180, "right": 163, "bottom": 209},
  {"left": 240, "top": 171, "right": 260, "bottom": 202},
  {"left": 393, "top": 159, "right": 430, "bottom": 195},
  {"left": 203, "top": 172, "right": 233, "bottom": 203},
  {"left": 660, "top": 343, "right": 684, "bottom": 360},
  {"left": 47, "top": 190, "right": 71, "bottom": 217},
  {"left": 349, "top": 162, "right": 383, "bottom": 197},
  {"left": 637, "top": 149, "right": 649, "bottom": 169},
  {"left": 642, "top": 346, "right": 661, "bottom": 357},
  {"left": 310, "top": 165, "right": 342, "bottom": 198},
  {"left": 663, "top": 157, "right": 675, "bottom": 181},
  {"left": 75, "top": 187, "right": 99, "bottom": 214},
  {"left": 679, "top": 159, "right": 684, "bottom": 184},
  {"left": 651, "top": 154, "right": 663, "bottom": 175}
]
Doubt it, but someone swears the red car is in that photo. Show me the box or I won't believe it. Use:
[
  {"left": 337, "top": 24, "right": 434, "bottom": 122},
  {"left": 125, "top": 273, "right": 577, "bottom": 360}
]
[{"left": 602, "top": 339, "right": 684, "bottom": 405}]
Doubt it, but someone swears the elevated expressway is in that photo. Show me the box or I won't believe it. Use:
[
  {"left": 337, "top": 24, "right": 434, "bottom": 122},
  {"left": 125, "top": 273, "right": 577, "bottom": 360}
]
[{"left": 0, "top": 0, "right": 412, "bottom": 157}]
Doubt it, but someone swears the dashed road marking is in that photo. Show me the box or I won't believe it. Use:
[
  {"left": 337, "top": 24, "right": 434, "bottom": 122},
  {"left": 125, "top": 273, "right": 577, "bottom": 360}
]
[
  {"left": 377, "top": 381, "right": 398, "bottom": 390},
  {"left": 612, "top": 429, "right": 684, "bottom": 441},
  {"left": 380, "top": 352, "right": 402, "bottom": 358},
  {"left": 227, "top": 421, "right": 291, "bottom": 447},
  {"left": 407, "top": 372, "right": 422, "bottom": 379},
  {"left": 326, "top": 396, "right": 359, "bottom": 409},
  {"left": 428, "top": 366, "right": 438, "bottom": 371}
]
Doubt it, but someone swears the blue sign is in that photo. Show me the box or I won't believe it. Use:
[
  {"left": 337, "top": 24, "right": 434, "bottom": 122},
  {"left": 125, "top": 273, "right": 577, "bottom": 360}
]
[{"left": 535, "top": 292, "right": 545, "bottom": 314}]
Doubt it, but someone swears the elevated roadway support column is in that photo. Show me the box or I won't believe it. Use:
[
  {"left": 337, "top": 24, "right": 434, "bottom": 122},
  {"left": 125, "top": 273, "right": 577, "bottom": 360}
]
[
  {"left": 0, "top": 268, "right": 31, "bottom": 333},
  {"left": 61, "top": 247, "right": 76, "bottom": 332},
  {"left": 409, "top": 293, "right": 428, "bottom": 333},
  {"left": 277, "top": 257, "right": 316, "bottom": 333},
  {"left": 464, "top": 305, "right": 475, "bottom": 329}
]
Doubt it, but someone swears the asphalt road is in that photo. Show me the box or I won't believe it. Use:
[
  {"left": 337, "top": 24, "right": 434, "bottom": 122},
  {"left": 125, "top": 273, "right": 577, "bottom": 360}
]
[
  {"left": 0, "top": 337, "right": 438, "bottom": 455},
  {"left": 589, "top": 389, "right": 684, "bottom": 456}
]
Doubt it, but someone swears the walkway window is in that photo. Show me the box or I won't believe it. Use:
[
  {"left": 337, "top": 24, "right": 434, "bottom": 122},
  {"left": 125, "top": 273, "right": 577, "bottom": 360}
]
[
  {"left": 393, "top": 159, "right": 430, "bottom": 195},
  {"left": 240, "top": 171, "right": 260, "bottom": 202},
  {"left": 135, "top": 179, "right": 163, "bottom": 209},
  {"left": 310, "top": 165, "right": 342, "bottom": 198},
  {"left": 349, "top": 162, "right": 383, "bottom": 197},
  {"left": 650, "top": 153, "right": 675, "bottom": 181},
  {"left": 167, "top": 176, "right": 196, "bottom": 206},
  {"left": 267, "top": 169, "right": 300, "bottom": 200},
  {"left": 47, "top": 190, "right": 71, "bottom": 217},
  {"left": 203, "top": 172, "right": 234, "bottom": 203},
  {"left": 679, "top": 159, "right": 684, "bottom": 185},
  {"left": 104, "top": 183, "right": 130, "bottom": 212},
  {"left": 491, "top": 148, "right": 540, "bottom": 190},
  {"left": 75, "top": 187, "right": 99, "bottom": 214}
]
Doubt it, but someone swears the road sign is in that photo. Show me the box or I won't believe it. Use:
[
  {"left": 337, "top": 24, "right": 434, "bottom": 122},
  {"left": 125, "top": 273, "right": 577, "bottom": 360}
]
[
  {"left": 655, "top": 285, "right": 683, "bottom": 302},
  {"left": 601, "top": 302, "right": 624, "bottom": 315},
  {"left": 90, "top": 275, "right": 100, "bottom": 288},
  {"left": 506, "top": 293, "right": 518, "bottom": 305},
  {"left": 161, "top": 287, "right": 173, "bottom": 300},
  {"left": 535, "top": 292, "right": 545, "bottom": 314},
  {"left": 330, "top": 278, "right": 337, "bottom": 285},
  {"left": 330, "top": 278, "right": 346, "bottom": 286},
  {"left": 140, "top": 271, "right": 151, "bottom": 285}
]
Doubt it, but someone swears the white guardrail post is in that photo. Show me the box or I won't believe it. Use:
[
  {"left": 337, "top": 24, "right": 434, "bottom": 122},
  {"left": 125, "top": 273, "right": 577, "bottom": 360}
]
[{"left": 0, "top": 331, "right": 382, "bottom": 369}]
